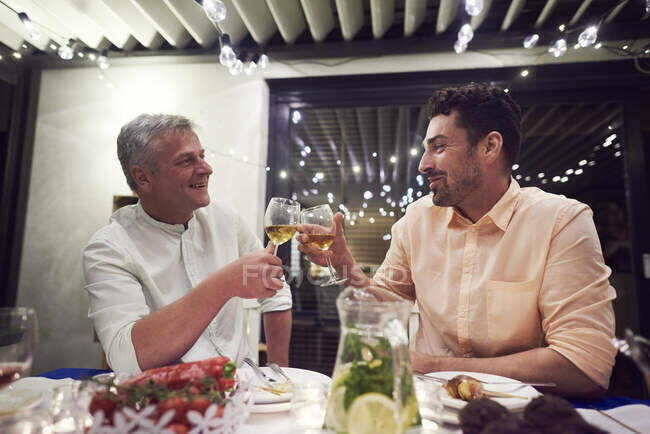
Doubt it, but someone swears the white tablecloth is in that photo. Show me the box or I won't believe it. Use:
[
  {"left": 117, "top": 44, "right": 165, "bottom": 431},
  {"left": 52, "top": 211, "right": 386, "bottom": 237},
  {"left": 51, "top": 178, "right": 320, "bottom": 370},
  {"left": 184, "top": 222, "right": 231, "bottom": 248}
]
[{"left": 6, "top": 377, "right": 650, "bottom": 433}]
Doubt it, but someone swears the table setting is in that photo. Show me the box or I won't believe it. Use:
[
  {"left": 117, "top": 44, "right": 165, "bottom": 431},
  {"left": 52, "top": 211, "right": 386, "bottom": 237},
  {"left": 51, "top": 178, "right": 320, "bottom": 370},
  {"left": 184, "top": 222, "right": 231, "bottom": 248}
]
[{"left": 1, "top": 297, "right": 650, "bottom": 433}]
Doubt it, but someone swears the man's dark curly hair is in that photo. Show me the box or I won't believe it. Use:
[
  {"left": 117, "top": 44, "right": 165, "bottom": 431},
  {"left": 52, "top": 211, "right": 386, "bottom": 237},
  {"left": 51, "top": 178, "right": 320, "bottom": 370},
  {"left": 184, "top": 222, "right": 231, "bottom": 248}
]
[{"left": 426, "top": 83, "right": 522, "bottom": 172}]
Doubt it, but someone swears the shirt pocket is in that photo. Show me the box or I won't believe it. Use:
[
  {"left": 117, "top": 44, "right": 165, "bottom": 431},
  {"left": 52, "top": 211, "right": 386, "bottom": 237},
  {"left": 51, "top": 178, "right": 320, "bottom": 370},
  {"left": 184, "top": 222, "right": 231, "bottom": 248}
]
[{"left": 486, "top": 279, "right": 540, "bottom": 351}]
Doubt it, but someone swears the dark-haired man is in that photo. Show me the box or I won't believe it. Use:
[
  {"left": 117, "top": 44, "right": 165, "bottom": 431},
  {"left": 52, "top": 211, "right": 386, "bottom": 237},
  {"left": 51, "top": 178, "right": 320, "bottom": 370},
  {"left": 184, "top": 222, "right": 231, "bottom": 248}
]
[{"left": 297, "top": 83, "right": 616, "bottom": 399}]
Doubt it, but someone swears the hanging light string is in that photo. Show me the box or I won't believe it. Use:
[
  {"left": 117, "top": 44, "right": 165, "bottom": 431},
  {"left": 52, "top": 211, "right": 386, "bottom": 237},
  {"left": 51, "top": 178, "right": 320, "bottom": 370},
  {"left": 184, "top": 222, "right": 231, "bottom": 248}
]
[{"left": 0, "top": 0, "right": 271, "bottom": 78}]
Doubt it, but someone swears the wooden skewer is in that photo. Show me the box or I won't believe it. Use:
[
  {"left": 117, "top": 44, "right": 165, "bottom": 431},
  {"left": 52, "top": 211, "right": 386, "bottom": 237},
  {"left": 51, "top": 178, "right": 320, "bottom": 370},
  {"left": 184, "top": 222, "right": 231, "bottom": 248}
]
[{"left": 483, "top": 390, "right": 528, "bottom": 399}]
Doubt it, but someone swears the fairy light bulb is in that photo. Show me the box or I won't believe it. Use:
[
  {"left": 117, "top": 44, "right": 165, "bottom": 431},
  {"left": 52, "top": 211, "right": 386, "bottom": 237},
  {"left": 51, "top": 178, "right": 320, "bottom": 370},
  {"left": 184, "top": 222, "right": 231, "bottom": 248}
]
[
  {"left": 465, "top": 0, "right": 483, "bottom": 16},
  {"left": 218, "top": 34, "right": 236, "bottom": 67},
  {"left": 548, "top": 39, "right": 567, "bottom": 57},
  {"left": 523, "top": 34, "right": 539, "bottom": 49},
  {"left": 202, "top": 0, "right": 227, "bottom": 23},
  {"left": 458, "top": 24, "right": 474, "bottom": 44},
  {"left": 58, "top": 41, "right": 74, "bottom": 60},
  {"left": 244, "top": 60, "right": 257, "bottom": 75},
  {"left": 258, "top": 54, "right": 269, "bottom": 69},
  {"left": 97, "top": 50, "right": 109, "bottom": 70},
  {"left": 228, "top": 59, "right": 243, "bottom": 75},
  {"left": 18, "top": 12, "right": 40, "bottom": 41},
  {"left": 454, "top": 40, "right": 467, "bottom": 54},
  {"left": 578, "top": 25, "right": 598, "bottom": 47}
]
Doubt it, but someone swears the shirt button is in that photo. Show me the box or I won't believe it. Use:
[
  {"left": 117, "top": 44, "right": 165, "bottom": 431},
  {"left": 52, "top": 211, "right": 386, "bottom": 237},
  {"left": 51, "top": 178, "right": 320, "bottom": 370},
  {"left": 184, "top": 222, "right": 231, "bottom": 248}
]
[
  {"left": 459, "top": 311, "right": 466, "bottom": 318},
  {"left": 464, "top": 267, "right": 471, "bottom": 273}
]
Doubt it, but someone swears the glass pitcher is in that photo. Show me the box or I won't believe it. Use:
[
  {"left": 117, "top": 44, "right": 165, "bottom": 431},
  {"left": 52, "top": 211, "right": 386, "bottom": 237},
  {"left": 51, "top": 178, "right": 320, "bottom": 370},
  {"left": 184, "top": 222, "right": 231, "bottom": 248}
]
[{"left": 324, "top": 286, "right": 421, "bottom": 434}]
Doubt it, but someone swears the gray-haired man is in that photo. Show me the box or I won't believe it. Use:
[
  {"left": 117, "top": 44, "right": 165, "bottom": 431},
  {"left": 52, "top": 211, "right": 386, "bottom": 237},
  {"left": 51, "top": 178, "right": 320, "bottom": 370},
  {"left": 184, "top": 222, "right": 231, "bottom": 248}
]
[{"left": 84, "top": 114, "right": 291, "bottom": 374}]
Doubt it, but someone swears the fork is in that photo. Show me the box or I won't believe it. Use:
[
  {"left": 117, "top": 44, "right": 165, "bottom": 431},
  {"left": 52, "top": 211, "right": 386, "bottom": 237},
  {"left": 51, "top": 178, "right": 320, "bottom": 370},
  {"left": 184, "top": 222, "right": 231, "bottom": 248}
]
[
  {"left": 415, "top": 373, "right": 556, "bottom": 388},
  {"left": 242, "top": 357, "right": 275, "bottom": 389},
  {"left": 268, "top": 363, "right": 292, "bottom": 383}
]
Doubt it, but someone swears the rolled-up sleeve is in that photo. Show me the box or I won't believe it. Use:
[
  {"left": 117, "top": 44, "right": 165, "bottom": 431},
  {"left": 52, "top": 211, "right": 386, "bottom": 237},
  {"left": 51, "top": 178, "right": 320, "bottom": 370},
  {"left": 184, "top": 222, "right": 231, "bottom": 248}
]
[
  {"left": 540, "top": 203, "right": 617, "bottom": 389},
  {"left": 83, "top": 236, "right": 148, "bottom": 374}
]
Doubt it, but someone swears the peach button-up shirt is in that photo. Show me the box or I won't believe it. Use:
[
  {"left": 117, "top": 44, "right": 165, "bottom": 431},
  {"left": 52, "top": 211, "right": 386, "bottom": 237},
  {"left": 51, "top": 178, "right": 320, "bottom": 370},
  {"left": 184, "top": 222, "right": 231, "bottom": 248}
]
[{"left": 374, "top": 178, "right": 616, "bottom": 389}]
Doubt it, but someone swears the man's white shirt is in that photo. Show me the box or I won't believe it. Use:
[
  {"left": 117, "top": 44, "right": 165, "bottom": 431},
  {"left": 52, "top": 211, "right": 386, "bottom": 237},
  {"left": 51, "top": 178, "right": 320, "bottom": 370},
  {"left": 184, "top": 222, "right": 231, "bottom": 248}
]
[{"left": 83, "top": 201, "right": 292, "bottom": 374}]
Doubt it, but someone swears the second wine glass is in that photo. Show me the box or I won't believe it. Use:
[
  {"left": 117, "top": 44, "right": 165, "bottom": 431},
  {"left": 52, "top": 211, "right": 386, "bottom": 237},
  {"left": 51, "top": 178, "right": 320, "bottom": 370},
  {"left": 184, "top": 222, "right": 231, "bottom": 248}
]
[
  {"left": 0, "top": 307, "right": 38, "bottom": 389},
  {"left": 264, "top": 197, "right": 301, "bottom": 255},
  {"left": 301, "top": 204, "right": 347, "bottom": 286}
]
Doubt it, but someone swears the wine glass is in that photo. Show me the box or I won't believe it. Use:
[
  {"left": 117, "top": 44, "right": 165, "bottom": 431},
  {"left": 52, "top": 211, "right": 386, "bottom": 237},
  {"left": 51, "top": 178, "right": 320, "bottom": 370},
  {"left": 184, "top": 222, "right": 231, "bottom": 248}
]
[
  {"left": 301, "top": 204, "right": 347, "bottom": 286},
  {"left": 0, "top": 307, "right": 38, "bottom": 389},
  {"left": 264, "top": 197, "right": 301, "bottom": 255}
]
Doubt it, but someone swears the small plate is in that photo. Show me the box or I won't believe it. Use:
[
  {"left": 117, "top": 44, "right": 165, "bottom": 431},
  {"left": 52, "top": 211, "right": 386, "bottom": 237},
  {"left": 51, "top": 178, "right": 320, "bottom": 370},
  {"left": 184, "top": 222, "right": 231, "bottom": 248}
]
[
  {"left": 426, "top": 371, "right": 542, "bottom": 412},
  {"left": 239, "top": 366, "right": 331, "bottom": 405},
  {"left": 0, "top": 389, "right": 43, "bottom": 415}
]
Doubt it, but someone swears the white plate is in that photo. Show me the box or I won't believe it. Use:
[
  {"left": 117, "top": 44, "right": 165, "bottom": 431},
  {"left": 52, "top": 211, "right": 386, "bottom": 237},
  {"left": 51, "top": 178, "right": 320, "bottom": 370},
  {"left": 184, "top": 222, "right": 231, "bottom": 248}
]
[
  {"left": 238, "top": 367, "right": 331, "bottom": 411},
  {"left": 426, "top": 371, "right": 542, "bottom": 412}
]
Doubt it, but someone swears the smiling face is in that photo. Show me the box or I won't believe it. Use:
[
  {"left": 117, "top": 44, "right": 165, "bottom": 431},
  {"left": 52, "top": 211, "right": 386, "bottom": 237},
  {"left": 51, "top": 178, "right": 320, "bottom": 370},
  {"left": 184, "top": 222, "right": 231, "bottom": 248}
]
[
  {"left": 418, "top": 111, "right": 483, "bottom": 209},
  {"left": 142, "top": 129, "right": 213, "bottom": 224}
]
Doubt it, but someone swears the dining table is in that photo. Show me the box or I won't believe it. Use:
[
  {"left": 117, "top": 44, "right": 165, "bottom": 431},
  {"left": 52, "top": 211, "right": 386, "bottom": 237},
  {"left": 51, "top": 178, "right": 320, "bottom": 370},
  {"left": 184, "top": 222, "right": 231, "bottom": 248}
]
[{"left": 3, "top": 367, "right": 649, "bottom": 433}]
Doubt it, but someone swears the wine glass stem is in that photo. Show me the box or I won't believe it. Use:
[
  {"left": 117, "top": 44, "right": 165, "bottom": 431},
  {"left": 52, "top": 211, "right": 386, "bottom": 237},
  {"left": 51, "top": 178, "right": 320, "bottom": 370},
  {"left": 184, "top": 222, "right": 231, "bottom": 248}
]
[
  {"left": 274, "top": 244, "right": 279, "bottom": 256},
  {"left": 326, "top": 256, "right": 339, "bottom": 280}
]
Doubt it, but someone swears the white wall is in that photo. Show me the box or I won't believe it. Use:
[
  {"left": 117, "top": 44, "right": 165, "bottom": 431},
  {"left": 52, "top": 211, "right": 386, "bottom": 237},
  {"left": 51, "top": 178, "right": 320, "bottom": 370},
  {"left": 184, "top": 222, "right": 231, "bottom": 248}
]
[{"left": 17, "top": 62, "right": 270, "bottom": 374}]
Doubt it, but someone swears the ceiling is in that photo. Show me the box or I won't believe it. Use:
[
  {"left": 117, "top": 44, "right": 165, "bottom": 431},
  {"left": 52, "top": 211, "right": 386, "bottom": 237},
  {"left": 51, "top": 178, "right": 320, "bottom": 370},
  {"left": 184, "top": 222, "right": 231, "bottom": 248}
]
[{"left": 0, "top": 0, "right": 648, "bottom": 65}]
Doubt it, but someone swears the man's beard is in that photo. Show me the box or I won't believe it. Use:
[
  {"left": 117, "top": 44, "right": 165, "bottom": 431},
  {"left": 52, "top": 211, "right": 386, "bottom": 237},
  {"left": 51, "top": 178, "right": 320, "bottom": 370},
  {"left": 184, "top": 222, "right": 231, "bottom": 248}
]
[{"left": 431, "top": 153, "right": 482, "bottom": 207}]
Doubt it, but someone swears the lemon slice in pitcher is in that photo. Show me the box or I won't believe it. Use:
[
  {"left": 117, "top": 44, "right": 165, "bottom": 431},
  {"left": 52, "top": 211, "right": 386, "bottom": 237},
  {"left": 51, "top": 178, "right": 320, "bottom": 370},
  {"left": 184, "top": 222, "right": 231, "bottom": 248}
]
[{"left": 347, "top": 393, "right": 400, "bottom": 434}]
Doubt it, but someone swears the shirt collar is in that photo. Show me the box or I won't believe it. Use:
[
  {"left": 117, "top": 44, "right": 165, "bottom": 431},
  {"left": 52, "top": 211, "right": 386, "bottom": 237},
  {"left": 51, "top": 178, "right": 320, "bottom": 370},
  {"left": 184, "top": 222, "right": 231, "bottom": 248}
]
[
  {"left": 136, "top": 202, "right": 194, "bottom": 234},
  {"left": 484, "top": 177, "right": 520, "bottom": 231},
  {"left": 442, "top": 177, "right": 520, "bottom": 231}
]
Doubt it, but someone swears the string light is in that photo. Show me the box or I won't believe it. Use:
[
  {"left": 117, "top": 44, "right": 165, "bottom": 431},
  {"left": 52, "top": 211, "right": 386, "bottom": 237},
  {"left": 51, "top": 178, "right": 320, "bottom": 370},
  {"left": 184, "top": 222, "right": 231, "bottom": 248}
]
[
  {"left": 465, "top": 0, "right": 483, "bottom": 16},
  {"left": 219, "top": 34, "right": 237, "bottom": 68},
  {"left": 258, "top": 54, "right": 269, "bottom": 69},
  {"left": 458, "top": 24, "right": 474, "bottom": 44},
  {"left": 578, "top": 25, "right": 599, "bottom": 47},
  {"left": 453, "top": 41, "right": 467, "bottom": 54},
  {"left": 523, "top": 34, "right": 539, "bottom": 49},
  {"left": 97, "top": 50, "right": 109, "bottom": 70},
  {"left": 18, "top": 12, "right": 40, "bottom": 41},
  {"left": 199, "top": 0, "right": 227, "bottom": 23},
  {"left": 58, "top": 40, "right": 74, "bottom": 60},
  {"left": 549, "top": 39, "right": 567, "bottom": 57},
  {"left": 244, "top": 59, "right": 257, "bottom": 75}
]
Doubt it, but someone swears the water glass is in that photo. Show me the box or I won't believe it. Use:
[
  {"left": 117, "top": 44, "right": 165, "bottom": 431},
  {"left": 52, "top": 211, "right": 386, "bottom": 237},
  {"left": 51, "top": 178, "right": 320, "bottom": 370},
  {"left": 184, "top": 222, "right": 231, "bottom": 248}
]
[
  {"left": 290, "top": 382, "right": 329, "bottom": 431},
  {"left": 414, "top": 378, "right": 444, "bottom": 430}
]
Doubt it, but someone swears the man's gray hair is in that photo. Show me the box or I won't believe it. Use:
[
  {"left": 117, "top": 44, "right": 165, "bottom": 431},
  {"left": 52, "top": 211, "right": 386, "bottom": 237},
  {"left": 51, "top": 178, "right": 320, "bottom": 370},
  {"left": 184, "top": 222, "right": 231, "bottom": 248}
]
[{"left": 117, "top": 114, "right": 195, "bottom": 191}]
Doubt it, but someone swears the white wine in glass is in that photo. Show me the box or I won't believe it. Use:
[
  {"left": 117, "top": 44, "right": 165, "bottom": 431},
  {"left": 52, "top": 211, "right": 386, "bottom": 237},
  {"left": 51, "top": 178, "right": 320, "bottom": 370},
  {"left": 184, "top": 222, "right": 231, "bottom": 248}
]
[
  {"left": 264, "top": 197, "right": 301, "bottom": 255},
  {"left": 0, "top": 307, "right": 38, "bottom": 389},
  {"left": 301, "top": 204, "right": 347, "bottom": 286}
]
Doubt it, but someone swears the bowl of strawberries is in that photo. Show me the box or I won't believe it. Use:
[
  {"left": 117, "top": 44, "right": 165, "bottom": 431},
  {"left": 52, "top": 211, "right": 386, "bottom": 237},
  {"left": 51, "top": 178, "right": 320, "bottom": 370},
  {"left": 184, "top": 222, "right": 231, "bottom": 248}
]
[{"left": 84, "top": 356, "right": 252, "bottom": 434}]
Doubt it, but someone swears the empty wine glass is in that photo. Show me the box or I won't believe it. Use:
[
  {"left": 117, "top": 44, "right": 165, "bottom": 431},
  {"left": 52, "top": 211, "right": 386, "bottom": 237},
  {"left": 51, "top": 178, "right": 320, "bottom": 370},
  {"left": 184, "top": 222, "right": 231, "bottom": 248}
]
[
  {"left": 0, "top": 307, "right": 38, "bottom": 389},
  {"left": 264, "top": 197, "right": 301, "bottom": 255},
  {"left": 301, "top": 204, "right": 347, "bottom": 286}
]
